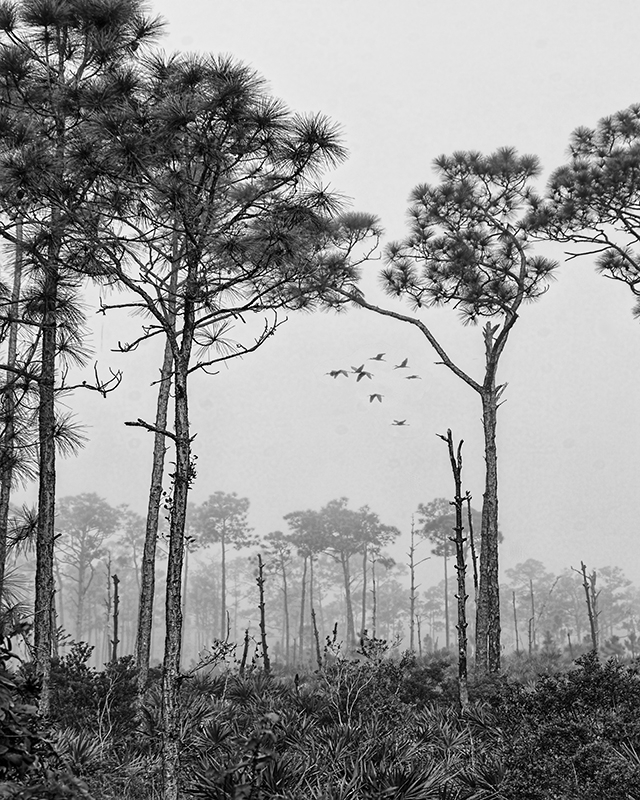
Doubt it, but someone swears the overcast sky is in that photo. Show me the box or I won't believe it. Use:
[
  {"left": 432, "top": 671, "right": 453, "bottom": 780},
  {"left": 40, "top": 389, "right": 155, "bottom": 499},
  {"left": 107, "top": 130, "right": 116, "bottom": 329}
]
[{"left": 32, "top": 0, "right": 640, "bottom": 586}]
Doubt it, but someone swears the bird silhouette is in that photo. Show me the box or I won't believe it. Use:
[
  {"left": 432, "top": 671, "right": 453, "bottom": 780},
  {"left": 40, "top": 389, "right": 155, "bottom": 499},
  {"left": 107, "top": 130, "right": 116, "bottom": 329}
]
[
  {"left": 394, "top": 358, "right": 409, "bottom": 369},
  {"left": 356, "top": 370, "right": 373, "bottom": 382},
  {"left": 326, "top": 370, "right": 349, "bottom": 378},
  {"left": 392, "top": 419, "right": 408, "bottom": 426},
  {"left": 351, "top": 364, "right": 365, "bottom": 374},
  {"left": 369, "top": 353, "right": 386, "bottom": 361},
  {"left": 405, "top": 374, "right": 422, "bottom": 380},
  {"left": 369, "top": 394, "right": 383, "bottom": 403}
]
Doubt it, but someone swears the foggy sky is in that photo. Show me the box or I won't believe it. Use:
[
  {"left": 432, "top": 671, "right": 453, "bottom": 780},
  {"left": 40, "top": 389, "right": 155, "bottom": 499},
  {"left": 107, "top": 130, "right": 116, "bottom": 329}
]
[{"left": 24, "top": 0, "right": 640, "bottom": 588}]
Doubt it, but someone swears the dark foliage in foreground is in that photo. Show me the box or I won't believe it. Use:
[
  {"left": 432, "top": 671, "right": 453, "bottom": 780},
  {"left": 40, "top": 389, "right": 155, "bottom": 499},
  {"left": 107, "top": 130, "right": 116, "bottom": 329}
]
[{"left": 2, "top": 644, "right": 640, "bottom": 798}]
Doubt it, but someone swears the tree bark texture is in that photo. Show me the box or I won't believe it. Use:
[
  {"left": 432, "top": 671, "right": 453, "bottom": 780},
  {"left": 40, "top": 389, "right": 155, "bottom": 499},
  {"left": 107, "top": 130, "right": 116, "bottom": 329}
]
[
  {"left": 136, "top": 256, "right": 177, "bottom": 699},
  {"left": 256, "top": 555, "right": 270, "bottom": 674},
  {"left": 441, "top": 429, "right": 469, "bottom": 709},
  {"left": 34, "top": 256, "right": 59, "bottom": 718},
  {"left": 476, "top": 389, "right": 501, "bottom": 674},
  {"left": 161, "top": 291, "right": 194, "bottom": 799}
]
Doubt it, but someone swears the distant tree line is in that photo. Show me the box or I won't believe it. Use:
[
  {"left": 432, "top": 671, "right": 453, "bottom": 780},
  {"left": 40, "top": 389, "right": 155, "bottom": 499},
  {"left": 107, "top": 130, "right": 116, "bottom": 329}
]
[{"left": 7, "top": 490, "right": 638, "bottom": 678}]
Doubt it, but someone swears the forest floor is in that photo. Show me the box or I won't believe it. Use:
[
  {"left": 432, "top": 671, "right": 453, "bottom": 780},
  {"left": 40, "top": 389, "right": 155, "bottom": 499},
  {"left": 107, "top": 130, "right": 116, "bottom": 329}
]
[{"left": 2, "top": 643, "right": 640, "bottom": 799}]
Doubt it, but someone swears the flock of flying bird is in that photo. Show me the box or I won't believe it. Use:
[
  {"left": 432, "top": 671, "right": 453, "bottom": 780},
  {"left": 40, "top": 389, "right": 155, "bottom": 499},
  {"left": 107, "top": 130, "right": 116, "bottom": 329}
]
[{"left": 326, "top": 353, "right": 422, "bottom": 426}]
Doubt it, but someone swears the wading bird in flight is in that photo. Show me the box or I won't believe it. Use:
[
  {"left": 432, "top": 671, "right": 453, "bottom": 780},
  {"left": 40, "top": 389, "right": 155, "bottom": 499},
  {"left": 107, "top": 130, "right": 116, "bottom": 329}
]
[
  {"left": 394, "top": 358, "right": 409, "bottom": 369},
  {"left": 326, "top": 370, "right": 349, "bottom": 378},
  {"left": 356, "top": 370, "right": 373, "bottom": 382},
  {"left": 405, "top": 374, "right": 422, "bottom": 380},
  {"left": 392, "top": 419, "right": 408, "bottom": 426},
  {"left": 369, "top": 353, "right": 386, "bottom": 361},
  {"left": 369, "top": 394, "right": 383, "bottom": 403}
]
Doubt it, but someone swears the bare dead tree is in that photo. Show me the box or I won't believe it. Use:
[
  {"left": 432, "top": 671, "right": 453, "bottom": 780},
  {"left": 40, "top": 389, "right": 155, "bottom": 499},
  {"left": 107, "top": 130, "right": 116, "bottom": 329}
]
[
  {"left": 408, "top": 516, "right": 429, "bottom": 651},
  {"left": 438, "top": 429, "right": 469, "bottom": 709},
  {"left": 574, "top": 562, "right": 600, "bottom": 653},
  {"left": 256, "top": 555, "right": 270, "bottom": 675},
  {"left": 111, "top": 574, "right": 120, "bottom": 664}
]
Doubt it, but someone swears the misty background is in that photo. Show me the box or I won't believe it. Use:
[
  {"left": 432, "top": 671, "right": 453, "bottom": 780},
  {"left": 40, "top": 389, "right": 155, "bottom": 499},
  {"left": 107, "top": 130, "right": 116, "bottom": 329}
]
[{"left": 18, "top": 0, "right": 640, "bottom": 593}]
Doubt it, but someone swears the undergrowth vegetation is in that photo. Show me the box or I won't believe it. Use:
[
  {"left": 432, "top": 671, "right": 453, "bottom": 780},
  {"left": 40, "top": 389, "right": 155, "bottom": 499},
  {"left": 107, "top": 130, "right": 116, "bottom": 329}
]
[{"left": 2, "top": 642, "right": 640, "bottom": 799}]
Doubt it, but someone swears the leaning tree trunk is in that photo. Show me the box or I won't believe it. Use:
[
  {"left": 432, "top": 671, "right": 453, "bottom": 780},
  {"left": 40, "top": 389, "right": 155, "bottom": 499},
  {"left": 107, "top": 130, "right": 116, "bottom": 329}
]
[
  {"left": 136, "top": 334, "right": 173, "bottom": 697},
  {"left": 476, "top": 387, "right": 501, "bottom": 674},
  {"left": 136, "top": 245, "right": 178, "bottom": 702}
]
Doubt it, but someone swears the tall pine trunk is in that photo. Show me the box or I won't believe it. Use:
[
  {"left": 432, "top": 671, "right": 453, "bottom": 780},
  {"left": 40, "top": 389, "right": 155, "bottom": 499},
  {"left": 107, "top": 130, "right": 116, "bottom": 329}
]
[
  {"left": 34, "top": 254, "right": 59, "bottom": 718},
  {"left": 160, "top": 351, "right": 191, "bottom": 800},
  {"left": 136, "top": 336, "right": 173, "bottom": 693},
  {"left": 160, "top": 245, "right": 196, "bottom": 799},
  {"left": 476, "top": 388, "right": 500, "bottom": 673}
]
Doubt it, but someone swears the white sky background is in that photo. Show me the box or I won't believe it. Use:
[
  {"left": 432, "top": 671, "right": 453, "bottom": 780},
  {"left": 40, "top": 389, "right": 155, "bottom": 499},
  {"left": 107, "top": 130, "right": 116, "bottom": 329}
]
[{"left": 40, "top": 1, "right": 640, "bottom": 586}]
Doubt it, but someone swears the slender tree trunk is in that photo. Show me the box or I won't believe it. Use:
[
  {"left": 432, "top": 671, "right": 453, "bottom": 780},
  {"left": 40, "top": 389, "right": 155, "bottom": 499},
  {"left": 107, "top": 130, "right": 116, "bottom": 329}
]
[
  {"left": 111, "top": 574, "right": 120, "bottom": 663},
  {"left": 161, "top": 295, "right": 195, "bottom": 799},
  {"left": 103, "top": 559, "right": 112, "bottom": 664},
  {"left": 219, "top": 528, "right": 227, "bottom": 640},
  {"left": 281, "top": 560, "right": 290, "bottom": 664},
  {"left": 579, "top": 562, "right": 599, "bottom": 653},
  {"left": 512, "top": 591, "right": 519, "bottom": 654},
  {"left": 409, "top": 521, "right": 416, "bottom": 651},
  {"left": 34, "top": 250, "right": 59, "bottom": 718},
  {"left": 440, "top": 429, "right": 469, "bottom": 709},
  {"left": 54, "top": 556, "right": 65, "bottom": 632},
  {"left": 476, "top": 387, "right": 501, "bottom": 674},
  {"left": 0, "top": 220, "right": 23, "bottom": 614},
  {"left": 529, "top": 578, "right": 536, "bottom": 650},
  {"left": 371, "top": 558, "right": 377, "bottom": 639},
  {"left": 136, "top": 253, "right": 177, "bottom": 700},
  {"left": 360, "top": 543, "right": 367, "bottom": 637},
  {"left": 466, "top": 492, "right": 479, "bottom": 607},
  {"left": 308, "top": 555, "right": 314, "bottom": 638},
  {"left": 298, "top": 556, "right": 307, "bottom": 664},
  {"left": 180, "top": 543, "right": 189, "bottom": 667},
  {"left": 341, "top": 553, "right": 356, "bottom": 648},
  {"left": 76, "top": 559, "right": 86, "bottom": 641},
  {"left": 444, "top": 545, "right": 450, "bottom": 650},
  {"left": 256, "top": 555, "right": 270, "bottom": 674},
  {"left": 311, "top": 607, "right": 322, "bottom": 670}
]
